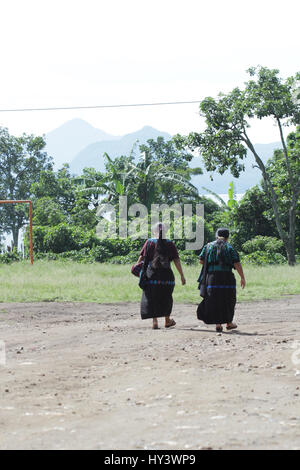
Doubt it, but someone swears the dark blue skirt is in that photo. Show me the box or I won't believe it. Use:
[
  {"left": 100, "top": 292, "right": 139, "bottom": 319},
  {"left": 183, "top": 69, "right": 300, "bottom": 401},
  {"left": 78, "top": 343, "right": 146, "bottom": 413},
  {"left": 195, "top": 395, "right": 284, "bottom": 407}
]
[
  {"left": 140, "top": 266, "right": 175, "bottom": 319},
  {"left": 197, "top": 271, "right": 236, "bottom": 325}
]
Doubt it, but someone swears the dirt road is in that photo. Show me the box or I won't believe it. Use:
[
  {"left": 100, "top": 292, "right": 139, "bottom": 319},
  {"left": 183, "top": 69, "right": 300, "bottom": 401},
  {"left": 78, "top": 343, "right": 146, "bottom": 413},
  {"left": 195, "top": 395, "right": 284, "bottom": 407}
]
[{"left": 0, "top": 297, "right": 300, "bottom": 450}]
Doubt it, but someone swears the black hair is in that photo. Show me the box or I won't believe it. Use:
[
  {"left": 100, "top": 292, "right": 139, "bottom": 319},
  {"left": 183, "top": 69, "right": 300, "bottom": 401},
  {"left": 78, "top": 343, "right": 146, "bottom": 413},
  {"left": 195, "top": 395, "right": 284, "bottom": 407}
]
[
  {"left": 216, "top": 227, "right": 230, "bottom": 239},
  {"left": 152, "top": 223, "right": 169, "bottom": 269},
  {"left": 214, "top": 228, "right": 229, "bottom": 268}
]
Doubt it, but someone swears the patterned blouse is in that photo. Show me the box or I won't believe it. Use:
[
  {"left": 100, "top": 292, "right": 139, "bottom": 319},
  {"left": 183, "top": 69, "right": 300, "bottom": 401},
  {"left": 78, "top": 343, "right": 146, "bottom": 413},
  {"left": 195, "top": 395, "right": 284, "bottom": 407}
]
[
  {"left": 140, "top": 238, "right": 179, "bottom": 261},
  {"left": 199, "top": 240, "right": 240, "bottom": 272}
]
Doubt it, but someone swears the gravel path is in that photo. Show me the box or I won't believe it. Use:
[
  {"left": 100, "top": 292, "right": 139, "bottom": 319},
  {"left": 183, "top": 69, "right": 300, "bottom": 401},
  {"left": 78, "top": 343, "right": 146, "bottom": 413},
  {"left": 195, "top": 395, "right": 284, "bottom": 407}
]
[{"left": 0, "top": 297, "right": 300, "bottom": 450}]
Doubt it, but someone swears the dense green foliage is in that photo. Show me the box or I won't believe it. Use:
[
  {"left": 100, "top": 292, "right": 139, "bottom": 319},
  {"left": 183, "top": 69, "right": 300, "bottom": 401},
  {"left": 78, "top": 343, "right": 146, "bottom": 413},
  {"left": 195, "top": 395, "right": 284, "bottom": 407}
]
[
  {"left": 0, "top": 128, "right": 53, "bottom": 246},
  {"left": 0, "top": 66, "right": 299, "bottom": 267},
  {"left": 182, "top": 66, "right": 300, "bottom": 265},
  {"left": 240, "top": 236, "right": 287, "bottom": 265}
]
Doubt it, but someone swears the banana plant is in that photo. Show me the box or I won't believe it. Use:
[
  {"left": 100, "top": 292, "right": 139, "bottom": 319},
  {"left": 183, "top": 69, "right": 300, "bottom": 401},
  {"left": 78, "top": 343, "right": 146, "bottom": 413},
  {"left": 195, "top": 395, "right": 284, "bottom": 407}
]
[
  {"left": 202, "top": 181, "right": 238, "bottom": 211},
  {"left": 75, "top": 153, "right": 130, "bottom": 203},
  {"left": 76, "top": 143, "right": 199, "bottom": 210},
  {"left": 227, "top": 181, "right": 239, "bottom": 209},
  {"left": 125, "top": 150, "right": 199, "bottom": 210}
]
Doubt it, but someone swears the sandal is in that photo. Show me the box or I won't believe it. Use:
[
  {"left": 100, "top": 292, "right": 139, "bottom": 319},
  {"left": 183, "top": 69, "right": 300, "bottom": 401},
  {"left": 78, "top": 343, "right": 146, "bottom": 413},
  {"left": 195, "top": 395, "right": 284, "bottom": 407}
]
[
  {"left": 216, "top": 325, "right": 223, "bottom": 333},
  {"left": 165, "top": 319, "right": 176, "bottom": 328},
  {"left": 226, "top": 323, "right": 237, "bottom": 330},
  {"left": 152, "top": 320, "right": 159, "bottom": 330}
]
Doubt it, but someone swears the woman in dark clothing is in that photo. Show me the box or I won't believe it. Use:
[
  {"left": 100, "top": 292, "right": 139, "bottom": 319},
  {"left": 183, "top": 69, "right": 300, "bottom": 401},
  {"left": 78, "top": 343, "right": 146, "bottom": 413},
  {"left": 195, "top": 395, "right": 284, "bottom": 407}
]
[
  {"left": 137, "top": 223, "right": 186, "bottom": 329},
  {"left": 197, "top": 228, "right": 246, "bottom": 332}
]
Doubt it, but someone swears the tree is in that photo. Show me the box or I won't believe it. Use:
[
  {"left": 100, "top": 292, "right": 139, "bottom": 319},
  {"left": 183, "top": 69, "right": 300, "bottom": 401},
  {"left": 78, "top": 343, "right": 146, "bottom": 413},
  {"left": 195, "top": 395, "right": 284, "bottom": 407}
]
[
  {"left": 73, "top": 154, "right": 134, "bottom": 213},
  {"left": 31, "top": 164, "right": 76, "bottom": 215},
  {"left": 32, "top": 197, "right": 67, "bottom": 226},
  {"left": 125, "top": 152, "right": 198, "bottom": 211},
  {"left": 140, "top": 137, "right": 202, "bottom": 205},
  {"left": 81, "top": 137, "right": 202, "bottom": 210},
  {"left": 202, "top": 181, "right": 239, "bottom": 212},
  {"left": 185, "top": 66, "right": 300, "bottom": 265},
  {"left": 31, "top": 165, "right": 101, "bottom": 230},
  {"left": 0, "top": 127, "right": 53, "bottom": 247},
  {"left": 97, "top": 153, "right": 129, "bottom": 203},
  {"left": 264, "top": 127, "right": 300, "bottom": 252},
  {"left": 229, "top": 185, "right": 277, "bottom": 250},
  {"left": 123, "top": 137, "right": 201, "bottom": 210}
]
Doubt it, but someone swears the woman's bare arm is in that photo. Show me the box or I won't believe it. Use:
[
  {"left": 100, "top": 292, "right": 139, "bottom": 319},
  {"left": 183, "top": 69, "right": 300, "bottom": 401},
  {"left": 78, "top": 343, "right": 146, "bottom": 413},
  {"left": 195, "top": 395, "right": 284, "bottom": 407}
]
[
  {"left": 173, "top": 258, "right": 186, "bottom": 285},
  {"left": 234, "top": 262, "right": 246, "bottom": 289}
]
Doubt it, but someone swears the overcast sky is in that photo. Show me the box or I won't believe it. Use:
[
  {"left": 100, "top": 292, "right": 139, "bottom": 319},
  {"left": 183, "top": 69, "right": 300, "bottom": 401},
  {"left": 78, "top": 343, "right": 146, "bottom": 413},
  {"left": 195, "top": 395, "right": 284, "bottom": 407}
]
[{"left": 0, "top": 0, "right": 299, "bottom": 142}]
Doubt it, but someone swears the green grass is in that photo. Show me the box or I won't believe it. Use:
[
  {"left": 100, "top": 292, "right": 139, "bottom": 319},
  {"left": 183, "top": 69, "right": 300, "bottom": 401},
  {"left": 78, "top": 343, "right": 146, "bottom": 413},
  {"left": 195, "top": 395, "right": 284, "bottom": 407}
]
[{"left": 0, "top": 260, "right": 300, "bottom": 303}]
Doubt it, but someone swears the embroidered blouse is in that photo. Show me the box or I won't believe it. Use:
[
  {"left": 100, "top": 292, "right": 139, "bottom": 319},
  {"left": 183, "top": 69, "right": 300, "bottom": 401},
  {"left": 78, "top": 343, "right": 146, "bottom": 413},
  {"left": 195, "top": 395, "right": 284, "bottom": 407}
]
[
  {"left": 140, "top": 238, "right": 179, "bottom": 261},
  {"left": 199, "top": 240, "right": 240, "bottom": 272}
]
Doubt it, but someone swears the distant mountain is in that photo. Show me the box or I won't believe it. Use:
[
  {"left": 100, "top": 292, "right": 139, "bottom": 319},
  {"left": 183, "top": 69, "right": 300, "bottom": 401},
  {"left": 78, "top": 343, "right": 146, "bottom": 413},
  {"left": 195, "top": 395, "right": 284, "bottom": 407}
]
[
  {"left": 191, "top": 142, "right": 281, "bottom": 194},
  {"left": 69, "top": 125, "right": 171, "bottom": 174},
  {"left": 44, "top": 118, "right": 282, "bottom": 194},
  {"left": 45, "top": 119, "right": 119, "bottom": 169}
]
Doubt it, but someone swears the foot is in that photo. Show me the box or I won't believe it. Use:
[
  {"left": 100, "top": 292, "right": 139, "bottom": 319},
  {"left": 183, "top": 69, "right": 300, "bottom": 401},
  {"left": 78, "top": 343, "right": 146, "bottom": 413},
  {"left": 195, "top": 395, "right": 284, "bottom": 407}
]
[
  {"left": 216, "top": 324, "right": 223, "bottom": 332},
  {"left": 226, "top": 322, "right": 237, "bottom": 330},
  {"left": 152, "top": 319, "right": 159, "bottom": 330},
  {"left": 165, "top": 318, "right": 176, "bottom": 328}
]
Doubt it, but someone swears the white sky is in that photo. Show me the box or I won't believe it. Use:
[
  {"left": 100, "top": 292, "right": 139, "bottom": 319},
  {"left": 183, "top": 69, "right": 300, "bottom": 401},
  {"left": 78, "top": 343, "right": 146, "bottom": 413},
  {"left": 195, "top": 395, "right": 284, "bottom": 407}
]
[{"left": 0, "top": 0, "right": 299, "bottom": 142}]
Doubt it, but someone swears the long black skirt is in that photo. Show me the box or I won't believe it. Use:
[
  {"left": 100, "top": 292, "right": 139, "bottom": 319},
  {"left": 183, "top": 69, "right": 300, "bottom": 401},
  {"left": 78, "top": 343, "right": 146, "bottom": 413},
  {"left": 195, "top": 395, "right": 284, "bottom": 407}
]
[
  {"left": 197, "top": 271, "right": 236, "bottom": 325},
  {"left": 140, "top": 266, "right": 175, "bottom": 319}
]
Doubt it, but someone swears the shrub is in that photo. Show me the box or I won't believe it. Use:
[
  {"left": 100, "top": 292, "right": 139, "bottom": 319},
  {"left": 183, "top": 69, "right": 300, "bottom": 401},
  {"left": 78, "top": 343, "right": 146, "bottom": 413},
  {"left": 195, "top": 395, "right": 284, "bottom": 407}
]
[
  {"left": 179, "top": 251, "right": 199, "bottom": 265},
  {"left": 110, "top": 251, "right": 141, "bottom": 265},
  {"left": 90, "top": 245, "right": 113, "bottom": 262},
  {"left": 32, "top": 223, "right": 99, "bottom": 253},
  {"left": 241, "top": 251, "right": 287, "bottom": 265},
  {"left": 97, "top": 238, "right": 142, "bottom": 256},
  {"left": 242, "top": 236, "right": 285, "bottom": 256},
  {"left": 35, "top": 252, "right": 60, "bottom": 261},
  {"left": 32, "top": 224, "right": 144, "bottom": 256},
  {"left": 0, "top": 250, "right": 23, "bottom": 264},
  {"left": 59, "top": 248, "right": 95, "bottom": 262}
]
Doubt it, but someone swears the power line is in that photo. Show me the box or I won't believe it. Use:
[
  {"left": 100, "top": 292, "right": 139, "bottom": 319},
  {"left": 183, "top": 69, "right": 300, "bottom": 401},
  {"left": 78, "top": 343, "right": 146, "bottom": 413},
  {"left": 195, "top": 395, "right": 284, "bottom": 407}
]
[{"left": 0, "top": 100, "right": 201, "bottom": 113}]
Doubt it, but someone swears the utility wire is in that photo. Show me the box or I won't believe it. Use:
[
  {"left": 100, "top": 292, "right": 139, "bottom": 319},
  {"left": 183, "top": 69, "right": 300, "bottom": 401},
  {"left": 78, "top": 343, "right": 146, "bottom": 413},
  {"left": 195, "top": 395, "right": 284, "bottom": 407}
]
[{"left": 0, "top": 100, "right": 201, "bottom": 113}]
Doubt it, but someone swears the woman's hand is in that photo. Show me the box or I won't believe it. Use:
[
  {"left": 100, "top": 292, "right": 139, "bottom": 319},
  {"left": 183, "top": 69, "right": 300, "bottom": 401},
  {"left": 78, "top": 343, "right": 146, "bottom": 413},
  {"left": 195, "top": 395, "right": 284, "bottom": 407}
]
[
  {"left": 173, "top": 258, "right": 186, "bottom": 286},
  {"left": 234, "top": 262, "right": 246, "bottom": 289}
]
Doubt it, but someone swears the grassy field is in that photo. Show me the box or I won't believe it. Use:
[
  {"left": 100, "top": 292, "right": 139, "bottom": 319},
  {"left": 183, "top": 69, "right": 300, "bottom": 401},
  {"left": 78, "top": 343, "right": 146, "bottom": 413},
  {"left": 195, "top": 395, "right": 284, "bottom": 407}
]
[{"left": 0, "top": 260, "right": 300, "bottom": 303}]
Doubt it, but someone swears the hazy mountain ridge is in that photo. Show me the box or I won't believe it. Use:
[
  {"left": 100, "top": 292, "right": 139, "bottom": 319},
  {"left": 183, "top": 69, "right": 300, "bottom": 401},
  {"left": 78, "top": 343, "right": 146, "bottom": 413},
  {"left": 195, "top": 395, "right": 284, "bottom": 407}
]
[
  {"left": 45, "top": 119, "right": 281, "bottom": 194},
  {"left": 45, "top": 118, "right": 120, "bottom": 169},
  {"left": 69, "top": 125, "right": 171, "bottom": 174}
]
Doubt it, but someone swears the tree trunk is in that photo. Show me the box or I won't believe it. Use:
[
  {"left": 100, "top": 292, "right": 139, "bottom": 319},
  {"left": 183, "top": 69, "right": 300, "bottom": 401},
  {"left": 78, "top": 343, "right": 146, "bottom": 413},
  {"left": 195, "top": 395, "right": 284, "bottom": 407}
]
[
  {"left": 286, "top": 241, "right": 296, "bottom": 266},
  {"left": 286, "top": 200, "right": 297, "bottom": 266},
  {"left": 11, "top": 227, "right": 19, "bottom": 250}
]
